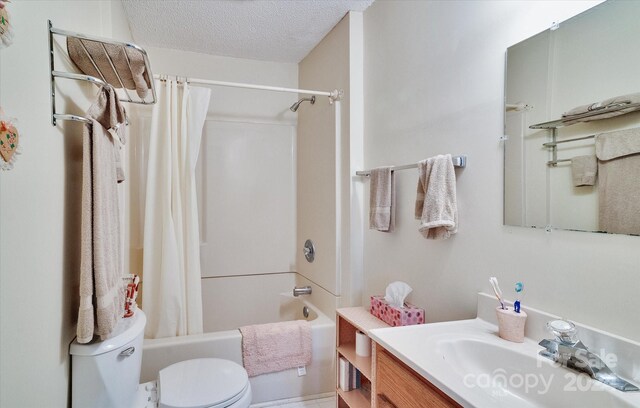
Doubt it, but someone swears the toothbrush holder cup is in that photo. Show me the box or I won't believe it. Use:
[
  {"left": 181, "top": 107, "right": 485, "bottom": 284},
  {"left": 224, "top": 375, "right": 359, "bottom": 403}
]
[{"left": 495, "top": 307, "right": 527, "bottom": 343}]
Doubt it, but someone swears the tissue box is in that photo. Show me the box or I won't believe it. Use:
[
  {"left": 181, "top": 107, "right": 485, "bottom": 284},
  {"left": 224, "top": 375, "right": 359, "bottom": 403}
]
[{"left": 370, "top": 295, "right": 425, "bottom": 327}]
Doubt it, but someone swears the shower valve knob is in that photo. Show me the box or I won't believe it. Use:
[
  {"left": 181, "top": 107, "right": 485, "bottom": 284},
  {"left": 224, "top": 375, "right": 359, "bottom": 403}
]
[{"left": 303, "top": 239, "right": 315, "bottom": 263}]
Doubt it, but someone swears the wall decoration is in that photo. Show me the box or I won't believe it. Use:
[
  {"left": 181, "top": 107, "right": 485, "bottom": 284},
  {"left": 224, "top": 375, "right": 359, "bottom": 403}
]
[
  {"left": 0, "top": 1, "right": 14, "bottom": 48},
  {"left": 0, "top": 110, "right": 20, "bottom": 170}
]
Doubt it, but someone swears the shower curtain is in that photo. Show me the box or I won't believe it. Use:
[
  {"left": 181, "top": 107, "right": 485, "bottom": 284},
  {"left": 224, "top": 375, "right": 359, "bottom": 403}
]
[{"left": 142, "top": 79, "right": 211, "bottom": 338}]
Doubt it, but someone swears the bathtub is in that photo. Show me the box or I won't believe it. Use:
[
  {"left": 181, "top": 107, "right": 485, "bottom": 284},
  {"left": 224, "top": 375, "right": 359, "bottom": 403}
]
[{"left": 141, "top": 295, "right": 336, "bottom": 404}]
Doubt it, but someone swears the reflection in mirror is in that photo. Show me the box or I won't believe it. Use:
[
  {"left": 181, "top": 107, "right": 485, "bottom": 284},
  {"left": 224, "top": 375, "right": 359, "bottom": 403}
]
[{"left": 504, "top": 0, "right": 640, "bottom": 236}]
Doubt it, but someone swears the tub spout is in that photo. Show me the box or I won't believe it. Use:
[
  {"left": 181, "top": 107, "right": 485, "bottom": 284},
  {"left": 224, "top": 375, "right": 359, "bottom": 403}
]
[{"left": 293, "top": 286, "right": 312, "bottom": 297}]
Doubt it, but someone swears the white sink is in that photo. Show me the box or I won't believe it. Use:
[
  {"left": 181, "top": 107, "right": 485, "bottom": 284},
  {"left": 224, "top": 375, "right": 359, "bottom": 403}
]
[{"left": 369, "top": 318, "right": 640, "bottom": 408}]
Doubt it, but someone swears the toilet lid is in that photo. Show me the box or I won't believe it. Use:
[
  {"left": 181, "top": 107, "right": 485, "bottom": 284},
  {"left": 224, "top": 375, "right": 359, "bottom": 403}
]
[{"left": 159, "top": 358, "right": 249, "bottom": 408}]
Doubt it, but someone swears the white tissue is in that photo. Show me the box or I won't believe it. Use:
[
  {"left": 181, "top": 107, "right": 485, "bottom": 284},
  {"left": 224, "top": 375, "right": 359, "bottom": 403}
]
[{"left": 384, "top": 281, "right": 412, "bottom": 309}]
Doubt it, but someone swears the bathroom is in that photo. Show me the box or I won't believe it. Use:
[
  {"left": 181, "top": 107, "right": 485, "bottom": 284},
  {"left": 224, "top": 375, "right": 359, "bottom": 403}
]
[{"left": 1, "top": 0, "right": 639, "bottom": 407}]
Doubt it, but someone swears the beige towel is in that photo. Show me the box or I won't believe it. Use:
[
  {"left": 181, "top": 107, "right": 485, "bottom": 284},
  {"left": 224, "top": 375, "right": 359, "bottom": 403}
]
[
  {"left": 67, "top": 37, "right": 151, "bottom": 99},
  {"left": 571, "top": 155, "right": 597, "bottom": 187},
  {"left": 562, "top": 92, "right": 640, "bottom": 125},
  {"left": 415, "top": 154, "right": 458, "bottom": 239},
  {"left": 77, "top": 87, "right": 127, "bottom": 343},
  {"left": 595, "top": 128, "right": 640, "bottom": 235},
  {"left": 369, "top": 167, "right": 395, "bottom": 232},
  {"left": 239, "top": 320, "right": 312, "bottom": 377}
]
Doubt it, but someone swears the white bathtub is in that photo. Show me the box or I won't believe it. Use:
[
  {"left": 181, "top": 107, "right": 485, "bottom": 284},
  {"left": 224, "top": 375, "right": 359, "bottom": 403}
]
[{"left": 141, "top": 295, "right": 336, "bottom": 404}]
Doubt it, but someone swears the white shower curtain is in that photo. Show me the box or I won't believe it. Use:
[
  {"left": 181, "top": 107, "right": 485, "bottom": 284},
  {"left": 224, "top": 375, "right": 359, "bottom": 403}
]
[{"left": 142, "top": 79, "right": 211, "bottom": 338}]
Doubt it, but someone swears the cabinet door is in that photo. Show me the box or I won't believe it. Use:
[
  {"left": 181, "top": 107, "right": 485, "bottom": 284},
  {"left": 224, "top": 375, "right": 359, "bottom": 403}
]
[{"left": 375, "top": 347, "right": 460, "bottom": 408}]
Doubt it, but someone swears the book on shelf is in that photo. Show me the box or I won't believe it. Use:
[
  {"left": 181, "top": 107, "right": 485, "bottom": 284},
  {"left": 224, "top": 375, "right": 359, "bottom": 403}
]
[{"left": 338, "top": 356, "right": 362, "bottom": 392}]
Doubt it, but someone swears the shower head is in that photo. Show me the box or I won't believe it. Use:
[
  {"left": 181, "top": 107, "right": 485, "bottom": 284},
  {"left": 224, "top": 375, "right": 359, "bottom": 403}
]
[{"left": 290, "top": 95, "right": 316, "bottom": 112}]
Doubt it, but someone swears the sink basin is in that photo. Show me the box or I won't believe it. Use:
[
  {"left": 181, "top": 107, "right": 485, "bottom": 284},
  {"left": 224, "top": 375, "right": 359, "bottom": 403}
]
[{"left": 369, "top": 318, "right": 640, "bottom": 408}]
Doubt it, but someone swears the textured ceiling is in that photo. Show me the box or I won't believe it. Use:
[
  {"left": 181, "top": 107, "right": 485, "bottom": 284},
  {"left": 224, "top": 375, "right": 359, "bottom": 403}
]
[{"left": 122, "top": 0, "right": 374, "bottom": 63}]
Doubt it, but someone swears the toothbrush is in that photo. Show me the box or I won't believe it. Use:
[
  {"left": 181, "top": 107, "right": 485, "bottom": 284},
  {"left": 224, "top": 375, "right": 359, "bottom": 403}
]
[
  {"left": 489, "top": 277, "right": 505, "bottom": 310},
  {"left": 514, "top": 282, "right": 524, "bottom": 313}
]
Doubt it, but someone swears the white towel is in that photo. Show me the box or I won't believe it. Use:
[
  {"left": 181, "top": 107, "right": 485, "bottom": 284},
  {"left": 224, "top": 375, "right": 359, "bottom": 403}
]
[
  {"left": 414, "top": 154, "right": 458, "bottom": 239},
  {"left": 239, "top": 320, "right": 312, "bottom": 377},
  {"left": 369, "top": 167, "right": 395, "bottom": 232}
]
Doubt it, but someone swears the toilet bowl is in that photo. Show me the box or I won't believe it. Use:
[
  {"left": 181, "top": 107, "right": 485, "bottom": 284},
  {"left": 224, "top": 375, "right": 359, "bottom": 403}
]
[
  {"left": 157, "top": 358, "right": 251, "bottom": 408},
  {"left": 70, "top": 310, "right": 251, "bottom": 408}
]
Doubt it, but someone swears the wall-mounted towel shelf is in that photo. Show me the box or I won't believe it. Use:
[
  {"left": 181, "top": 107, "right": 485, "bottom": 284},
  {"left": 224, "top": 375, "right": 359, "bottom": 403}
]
[
  {"left": 48, "top": 20, "right": 157, "bottom": 126},
  {"left": 530, "top": 102, "right": 640, "bottom": 129},
  {"left": 355, "top": 155, "right": 466, "bottom": 176},
  {"left": 532, "top": 100, "right": 640, "bottom": 166}
]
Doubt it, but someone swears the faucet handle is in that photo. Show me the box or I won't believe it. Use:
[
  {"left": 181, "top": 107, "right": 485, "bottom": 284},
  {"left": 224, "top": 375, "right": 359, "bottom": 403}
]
[{"left": 546, "top": 319, "right": 579, "bottom": 345}]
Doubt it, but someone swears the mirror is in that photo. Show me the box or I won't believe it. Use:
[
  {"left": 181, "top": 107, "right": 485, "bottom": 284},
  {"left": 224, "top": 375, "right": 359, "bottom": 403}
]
[{"left": 504, "top": 0, "right": 640, "bottom": 236}]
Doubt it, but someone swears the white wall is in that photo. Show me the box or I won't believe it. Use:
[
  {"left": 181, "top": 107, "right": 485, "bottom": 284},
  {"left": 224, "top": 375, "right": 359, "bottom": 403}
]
[
  {"left": 0, "top": 1, "right": 132, "bottom": 406},
  {"left": 363, "top": 1, "right": 640, "bottom": 341},
  {"left": 297, "top": 13, "right": 364, "bottom": 308}
]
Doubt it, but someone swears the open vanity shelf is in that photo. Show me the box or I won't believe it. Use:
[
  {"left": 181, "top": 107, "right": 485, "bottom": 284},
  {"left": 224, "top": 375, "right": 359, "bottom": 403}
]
[{"left": 336, "top": 307, "right": 389, "bottom": 408}]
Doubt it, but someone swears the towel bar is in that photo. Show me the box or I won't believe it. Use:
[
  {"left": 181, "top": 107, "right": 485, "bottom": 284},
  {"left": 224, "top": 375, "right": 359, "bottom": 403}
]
[
  {"left": 48, "top": 20, "right": 157, "bottom": 126},
  {"left": 355, "top": 155, "right": 467, "bottom": 176}
]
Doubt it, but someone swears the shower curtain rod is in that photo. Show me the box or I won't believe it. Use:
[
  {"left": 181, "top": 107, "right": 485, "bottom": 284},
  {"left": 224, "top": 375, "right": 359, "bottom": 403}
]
[{"left": 154, "top": 74, "right": 343, "bottom": 103}]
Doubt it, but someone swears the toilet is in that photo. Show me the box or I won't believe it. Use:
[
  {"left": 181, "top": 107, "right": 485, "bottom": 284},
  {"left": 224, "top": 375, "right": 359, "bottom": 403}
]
[{"left": 70, "top": 310, "right": 252, "bottom": 408}]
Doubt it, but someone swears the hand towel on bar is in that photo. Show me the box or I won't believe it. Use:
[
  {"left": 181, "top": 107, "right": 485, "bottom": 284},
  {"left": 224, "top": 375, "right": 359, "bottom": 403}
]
[
  {"left": 562, "top": 92, "right": 640, "bottom": 125},
  {"left": 414, "top": 154, "right": 458, "bottom": 239},
  {"left": 369, "top": 166, "right": 395, "bottom": 232},
  {"left": 571, "top": 155, "right": 597, "bottom": 187},
  {"left": 67, "top": 37, "right": 152, "bottom": 99},
  {"left": 595, "top": 128, "right": 640, "bottom": 235},
  {"left": 239, "top": 320, "right": 312, "bottom": 377},
  {"left": 93, "top": 86, "right": 127, "bottom": 183},
  {"left": 77, "top": 86, "right": 127, "bottom": 343}
]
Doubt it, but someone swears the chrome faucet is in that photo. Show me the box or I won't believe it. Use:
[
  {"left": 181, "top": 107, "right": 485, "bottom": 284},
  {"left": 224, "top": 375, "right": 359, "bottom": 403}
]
[
  {"left": 539, "top": 320, "right": 639, "bottom": 392},
  {"left": 293, "top": 286, "right": 312, "bottom": 297}
]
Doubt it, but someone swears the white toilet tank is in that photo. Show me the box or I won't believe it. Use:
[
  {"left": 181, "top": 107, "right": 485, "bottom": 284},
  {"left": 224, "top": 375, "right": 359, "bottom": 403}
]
[{"left": 70, "top": 310, "right": 147, "bottom": 408}]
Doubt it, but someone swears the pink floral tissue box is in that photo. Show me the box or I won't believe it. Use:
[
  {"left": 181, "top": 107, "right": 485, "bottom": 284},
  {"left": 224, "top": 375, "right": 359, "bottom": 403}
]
[{"left": 370, "top": 295, "right": 425, "bottom": 327}]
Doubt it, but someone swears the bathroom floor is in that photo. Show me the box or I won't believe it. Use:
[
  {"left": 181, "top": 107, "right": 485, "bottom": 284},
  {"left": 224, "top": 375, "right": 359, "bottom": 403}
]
[{"left": 254, "top": 396, "right": 336, "bottom": 408}]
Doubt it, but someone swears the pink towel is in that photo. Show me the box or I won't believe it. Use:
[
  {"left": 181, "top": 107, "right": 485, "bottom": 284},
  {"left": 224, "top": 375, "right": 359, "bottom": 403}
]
[{"left": 239, "top": 320, "right": 312, "bottom": 377}]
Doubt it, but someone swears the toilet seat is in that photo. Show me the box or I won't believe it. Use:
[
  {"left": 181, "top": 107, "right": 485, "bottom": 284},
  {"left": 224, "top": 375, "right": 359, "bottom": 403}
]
[{"left": 158, "top": 358, "right": 250, "bottom": 408}]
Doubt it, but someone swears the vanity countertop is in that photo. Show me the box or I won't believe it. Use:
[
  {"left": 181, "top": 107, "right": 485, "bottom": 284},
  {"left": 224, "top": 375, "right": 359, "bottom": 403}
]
[{"left": 369, "top": 314, "right": 640, "bottom": 408}]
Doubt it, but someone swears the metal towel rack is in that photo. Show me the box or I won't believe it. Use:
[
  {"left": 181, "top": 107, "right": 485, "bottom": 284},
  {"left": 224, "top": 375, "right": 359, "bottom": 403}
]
[
  {"left": 355, "top": 155, "right": 466, "bottom": 176},
  {"left": 529, "top": 102, "right": 640, "bottom": 130},
  {"left": 531, "top": 101, "right": 640, "bottom": 166},
  {"left": 48, "top": 20, "right": 157, "bottom": 126}
]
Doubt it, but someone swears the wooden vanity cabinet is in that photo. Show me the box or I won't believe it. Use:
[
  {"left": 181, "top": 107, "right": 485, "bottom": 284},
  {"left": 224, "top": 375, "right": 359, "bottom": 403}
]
[
  {"left": 374, "top": 346, "right": 461, "bottom": 408},
  {"left": 336, "top": 307, "right": 389, "bottom": 408}
]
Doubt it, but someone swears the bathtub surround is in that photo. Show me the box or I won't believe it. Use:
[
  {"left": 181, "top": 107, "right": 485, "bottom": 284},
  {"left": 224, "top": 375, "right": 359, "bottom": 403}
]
[
  {"left": 239, "top": 320, "right": 312, "bottom": 377},
  {"left": 127, "top": 47, "right": 298, "bottom": 306},
  {"left": 142, "top": 79, "right": 210, "bottom": 338},
  {"left": 78, "top": 86, "right": 127, "bottom": 343}
]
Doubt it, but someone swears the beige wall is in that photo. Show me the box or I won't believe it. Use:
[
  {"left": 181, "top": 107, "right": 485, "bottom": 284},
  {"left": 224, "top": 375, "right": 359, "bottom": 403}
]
[
  {"left": 363, "top": 1, "right": 639, "bottom": 341},
  {"left": 297, "top": 13, "right": 363, "bottom": 307},
  {"left": 0, "top": 1, "right": 132, "bottom": 406}
]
